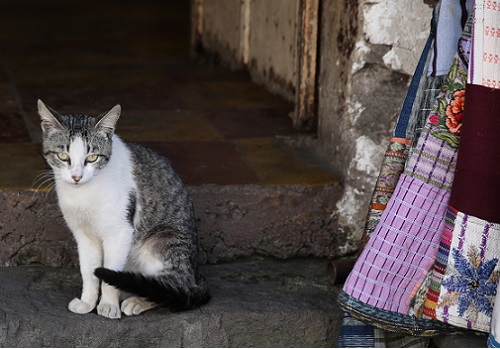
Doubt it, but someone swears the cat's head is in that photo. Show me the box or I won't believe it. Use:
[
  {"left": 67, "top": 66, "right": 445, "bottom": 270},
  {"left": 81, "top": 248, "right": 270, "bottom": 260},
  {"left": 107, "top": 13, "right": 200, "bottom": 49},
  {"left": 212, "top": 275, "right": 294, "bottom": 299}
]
[{"left": 38, "top": 100, "right": 121, "bottom": 185}]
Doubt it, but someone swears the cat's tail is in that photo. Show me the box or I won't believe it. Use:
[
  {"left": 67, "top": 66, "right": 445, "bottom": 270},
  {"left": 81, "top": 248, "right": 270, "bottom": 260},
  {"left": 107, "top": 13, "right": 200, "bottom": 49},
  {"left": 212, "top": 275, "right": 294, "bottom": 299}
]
[{"left": 94, "top": 268, "right": 210, "bottom": 311}]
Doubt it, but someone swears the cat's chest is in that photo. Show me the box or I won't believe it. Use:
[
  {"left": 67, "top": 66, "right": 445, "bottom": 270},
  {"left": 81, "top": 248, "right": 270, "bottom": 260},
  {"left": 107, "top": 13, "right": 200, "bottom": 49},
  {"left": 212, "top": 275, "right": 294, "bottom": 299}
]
[{"left": 57, "top": 180, "right": 130, "bottom": 221}]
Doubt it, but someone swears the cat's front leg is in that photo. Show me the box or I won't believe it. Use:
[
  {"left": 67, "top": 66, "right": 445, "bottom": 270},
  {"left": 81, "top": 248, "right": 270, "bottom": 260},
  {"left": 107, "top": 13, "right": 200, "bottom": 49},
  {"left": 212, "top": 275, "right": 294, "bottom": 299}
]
[
  {"left": 96, "top": 229, "right": 134, "bottom": 319},
  {"left": 69, "top": 231, "right": 102, "bottom": 314},
  {"left": 96, "top": 282, "right": 121, "bottom": 319}
]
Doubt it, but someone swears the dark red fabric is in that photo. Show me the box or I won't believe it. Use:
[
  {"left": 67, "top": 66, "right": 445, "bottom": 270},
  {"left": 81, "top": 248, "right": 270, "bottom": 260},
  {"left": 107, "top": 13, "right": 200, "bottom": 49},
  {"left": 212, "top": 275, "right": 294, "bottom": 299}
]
[{"left": 449, "top": 84, "right": 500, "bottom": 223}]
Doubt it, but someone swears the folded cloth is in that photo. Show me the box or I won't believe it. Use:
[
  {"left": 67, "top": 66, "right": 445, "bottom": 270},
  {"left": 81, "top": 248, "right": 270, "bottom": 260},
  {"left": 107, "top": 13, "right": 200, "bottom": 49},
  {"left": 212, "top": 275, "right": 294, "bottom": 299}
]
[{"left": 429, "top": 0, "right": 473, "bottom": 76}]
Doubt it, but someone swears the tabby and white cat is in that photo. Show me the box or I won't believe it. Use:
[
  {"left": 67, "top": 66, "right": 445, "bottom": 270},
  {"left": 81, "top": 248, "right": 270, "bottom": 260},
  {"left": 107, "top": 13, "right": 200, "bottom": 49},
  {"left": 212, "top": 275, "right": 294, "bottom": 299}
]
[{"left": 38, "top": 100, "right": 209, "bottom": 319}]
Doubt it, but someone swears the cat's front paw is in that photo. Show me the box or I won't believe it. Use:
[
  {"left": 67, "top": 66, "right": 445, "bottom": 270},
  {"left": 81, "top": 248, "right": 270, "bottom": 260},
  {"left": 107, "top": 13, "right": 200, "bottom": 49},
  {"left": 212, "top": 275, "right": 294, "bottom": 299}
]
[
  {"left": 68, "top": 297, "right": 95, "bottom": 314},
  {"left": 97, "top": 302, "right": 121, "bottom": 319},
  {"left": 121, "top": 296, "right": 155, "bottom": 316}
]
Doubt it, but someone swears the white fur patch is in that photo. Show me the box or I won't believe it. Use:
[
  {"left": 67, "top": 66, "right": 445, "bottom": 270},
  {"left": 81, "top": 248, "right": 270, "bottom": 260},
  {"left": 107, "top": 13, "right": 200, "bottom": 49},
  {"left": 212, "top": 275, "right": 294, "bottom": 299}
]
[
  {"left": 58, "top": 136, "right": 95, "bottom": 185},
  {"left": 69, "top": 136, "right": 86, "bottom": 181},
  {"left": 128, "top": 242, "right": 165, "bottom": 276}
]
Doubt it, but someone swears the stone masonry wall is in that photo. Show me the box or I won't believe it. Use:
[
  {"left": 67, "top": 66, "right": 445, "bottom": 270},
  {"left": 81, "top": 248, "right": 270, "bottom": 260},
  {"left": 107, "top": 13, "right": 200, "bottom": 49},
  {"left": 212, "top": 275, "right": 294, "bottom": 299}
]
[{"left": 317, "top": 0, "right": 434, "bottom": 251}]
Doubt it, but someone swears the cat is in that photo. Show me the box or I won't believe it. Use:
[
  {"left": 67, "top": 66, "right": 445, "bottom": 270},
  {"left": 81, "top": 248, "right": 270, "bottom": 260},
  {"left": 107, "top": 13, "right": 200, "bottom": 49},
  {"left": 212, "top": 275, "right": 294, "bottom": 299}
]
[{"left": 38, "top": 100, "right": 210, "bottom": 319}]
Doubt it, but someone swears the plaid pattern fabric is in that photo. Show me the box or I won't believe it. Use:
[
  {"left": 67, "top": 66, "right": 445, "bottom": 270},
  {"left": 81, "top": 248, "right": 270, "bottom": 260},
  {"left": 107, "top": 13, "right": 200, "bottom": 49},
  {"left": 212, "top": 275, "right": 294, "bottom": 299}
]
[
  {"left": 337, "top": 313, "right": 379, "bottom": 348},
  {"left": 340, "top": 75, "right": 446, "bottom": 347},
  {"left": 404, "top": 127, "right": 457, "bottom": 190},
  {"left": 337, "top": 313, "right": 431, "bottom": 348},
  {"left": 362, "top": 75, "right": 445, "bottom": 248},
  {"left": 344, "top": 174, "right": 450, "bottom": 314}
]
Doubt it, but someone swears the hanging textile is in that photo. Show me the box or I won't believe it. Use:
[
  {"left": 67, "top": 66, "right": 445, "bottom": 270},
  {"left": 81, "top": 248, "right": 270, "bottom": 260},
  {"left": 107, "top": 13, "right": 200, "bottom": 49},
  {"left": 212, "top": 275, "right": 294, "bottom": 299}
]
[
  {"left": 336, "top": 0, "right": 500, "bottom": 343},
  {"left": 421, "top": 0, "right": 500, "bottom": 336},
  {"left": 337, "top": 1, "right": 468, "bottom": 346},
  {"left": 339, "top": 10, "right": 471, "bottom": 339}
]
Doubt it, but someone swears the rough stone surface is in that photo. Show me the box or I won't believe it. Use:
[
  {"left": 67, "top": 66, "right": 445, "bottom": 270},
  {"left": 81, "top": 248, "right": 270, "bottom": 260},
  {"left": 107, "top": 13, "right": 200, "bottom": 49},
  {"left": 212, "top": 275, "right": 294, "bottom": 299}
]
[
  {"left": 317, "top": 0, "right": 414, "bottom": 246},
  {"left": 431, "top": 332, "right": 488, "bottom": 348},
  {"left": 0, "top": 184, "right": 344, "bottom": 267},
  {"left": 0, "top": 257, "right": 342, "bottom": 347},
  {"left": 361, "top": 0, "right": 432, "bottom": 75},
  {"left": 328, "top": 64, "right": 408, "bottom": 246},
  {"left": 0, "top": 191, "right": 77, "bottom": 267},
  {"left": 194, "top": 184, "right": 345, "bottom": 263}
]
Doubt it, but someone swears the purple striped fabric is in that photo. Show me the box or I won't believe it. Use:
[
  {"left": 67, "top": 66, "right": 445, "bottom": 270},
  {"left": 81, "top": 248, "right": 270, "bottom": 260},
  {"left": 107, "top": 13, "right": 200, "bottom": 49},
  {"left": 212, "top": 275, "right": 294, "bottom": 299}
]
[
  {"left": 343, "top": 174, "right": 450, "bottom": 313},
  {"left": 405, "top": 128, "right": 457, "bottom": 190}
]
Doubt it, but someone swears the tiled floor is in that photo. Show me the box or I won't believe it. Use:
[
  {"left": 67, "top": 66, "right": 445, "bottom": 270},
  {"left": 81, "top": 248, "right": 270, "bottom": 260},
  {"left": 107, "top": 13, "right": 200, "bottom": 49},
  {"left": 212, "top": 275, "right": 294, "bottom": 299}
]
[{"left": 0, "top": 0, "right": 339, "bottom": 189}]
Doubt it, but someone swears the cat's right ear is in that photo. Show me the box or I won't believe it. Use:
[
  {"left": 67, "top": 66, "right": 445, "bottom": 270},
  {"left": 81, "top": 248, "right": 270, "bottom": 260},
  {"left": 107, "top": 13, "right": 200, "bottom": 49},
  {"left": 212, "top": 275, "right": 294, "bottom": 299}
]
[
  {"left": 38, "top": 99, "right": 63, "bottom": 134},
  {"left": 96, "top": 104, "right": 121, "bottom": 139}
]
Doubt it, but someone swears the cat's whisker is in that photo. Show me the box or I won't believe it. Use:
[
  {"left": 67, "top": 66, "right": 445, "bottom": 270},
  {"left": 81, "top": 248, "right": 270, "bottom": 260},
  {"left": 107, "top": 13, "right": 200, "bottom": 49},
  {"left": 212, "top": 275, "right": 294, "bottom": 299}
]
[
  {"left": 31, "top": 170, "right": 57, "bottom": 199},
  {"left": 32, "top": 170, "right": 55, "bottom": 191},
  {"left": 33, "top": 169, "right": 53, "bottom": 182},
  {"left": 33, "top": 177, "right": 54, "bottom": 190},
  {"left": 32, "top": 170, "right": 49, "bottom": 184}
]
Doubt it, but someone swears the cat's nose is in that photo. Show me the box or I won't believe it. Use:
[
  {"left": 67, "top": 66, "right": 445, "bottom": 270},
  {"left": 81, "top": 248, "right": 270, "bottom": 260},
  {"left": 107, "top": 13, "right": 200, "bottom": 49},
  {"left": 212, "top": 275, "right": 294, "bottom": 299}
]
[{"left": 72, "top": 176, "right": 82, "bottom": 183}]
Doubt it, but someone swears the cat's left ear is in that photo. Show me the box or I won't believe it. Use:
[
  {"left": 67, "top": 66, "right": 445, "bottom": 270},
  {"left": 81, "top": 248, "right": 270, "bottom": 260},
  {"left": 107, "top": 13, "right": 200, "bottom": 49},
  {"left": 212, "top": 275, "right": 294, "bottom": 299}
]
[{"left": 96, "top": 104, "right": 121, "bottom": 138}]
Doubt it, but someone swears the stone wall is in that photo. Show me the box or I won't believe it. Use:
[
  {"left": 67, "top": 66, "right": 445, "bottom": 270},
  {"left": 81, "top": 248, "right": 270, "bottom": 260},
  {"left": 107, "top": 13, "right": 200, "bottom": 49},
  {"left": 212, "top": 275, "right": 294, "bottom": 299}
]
[
  {"left": 317, "top": 0, "right": 433, "bottom": 249},
  {"left": 0, "top": 184, "right": 344, "bottom": 267}
]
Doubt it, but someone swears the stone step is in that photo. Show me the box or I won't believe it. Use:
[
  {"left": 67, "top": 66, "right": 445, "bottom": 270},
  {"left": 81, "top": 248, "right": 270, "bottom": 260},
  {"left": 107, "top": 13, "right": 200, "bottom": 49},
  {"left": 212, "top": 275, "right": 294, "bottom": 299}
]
[
  {"left": 0, "top": 257, "right": 342, "bottom": 347},
  {"left": 0, "top": 183, "right": 348, "bottom": 267}
]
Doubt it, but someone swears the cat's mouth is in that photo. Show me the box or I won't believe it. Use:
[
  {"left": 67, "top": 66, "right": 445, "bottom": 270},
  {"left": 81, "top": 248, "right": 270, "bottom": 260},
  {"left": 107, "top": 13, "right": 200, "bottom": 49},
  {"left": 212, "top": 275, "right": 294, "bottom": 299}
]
[
  {"left": 68, "top": 179, "right": 85, "bottom": 186},
  {"left": 58, "top": 177, "right": 85, "bottom": 186}
]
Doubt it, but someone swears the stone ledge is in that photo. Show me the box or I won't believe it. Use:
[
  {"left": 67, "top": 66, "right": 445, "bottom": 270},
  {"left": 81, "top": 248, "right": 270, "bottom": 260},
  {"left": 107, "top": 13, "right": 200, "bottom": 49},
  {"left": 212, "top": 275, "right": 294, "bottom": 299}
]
[
  {"left": 0, "top": 257, "right": 342, "bottom": 347},
  {"left": 0, "top": 183, "right": 349, "bottom": 267}
]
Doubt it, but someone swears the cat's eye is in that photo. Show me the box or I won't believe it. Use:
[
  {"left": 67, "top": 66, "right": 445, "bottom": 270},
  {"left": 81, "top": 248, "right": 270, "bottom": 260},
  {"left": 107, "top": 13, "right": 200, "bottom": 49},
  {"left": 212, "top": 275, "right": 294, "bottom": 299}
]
[
  {"left": 57, "top": 152, "right": 69, "bottom": 161},
  {"left": 86, "top": 154, "right": 99, "bottom": 163}
]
